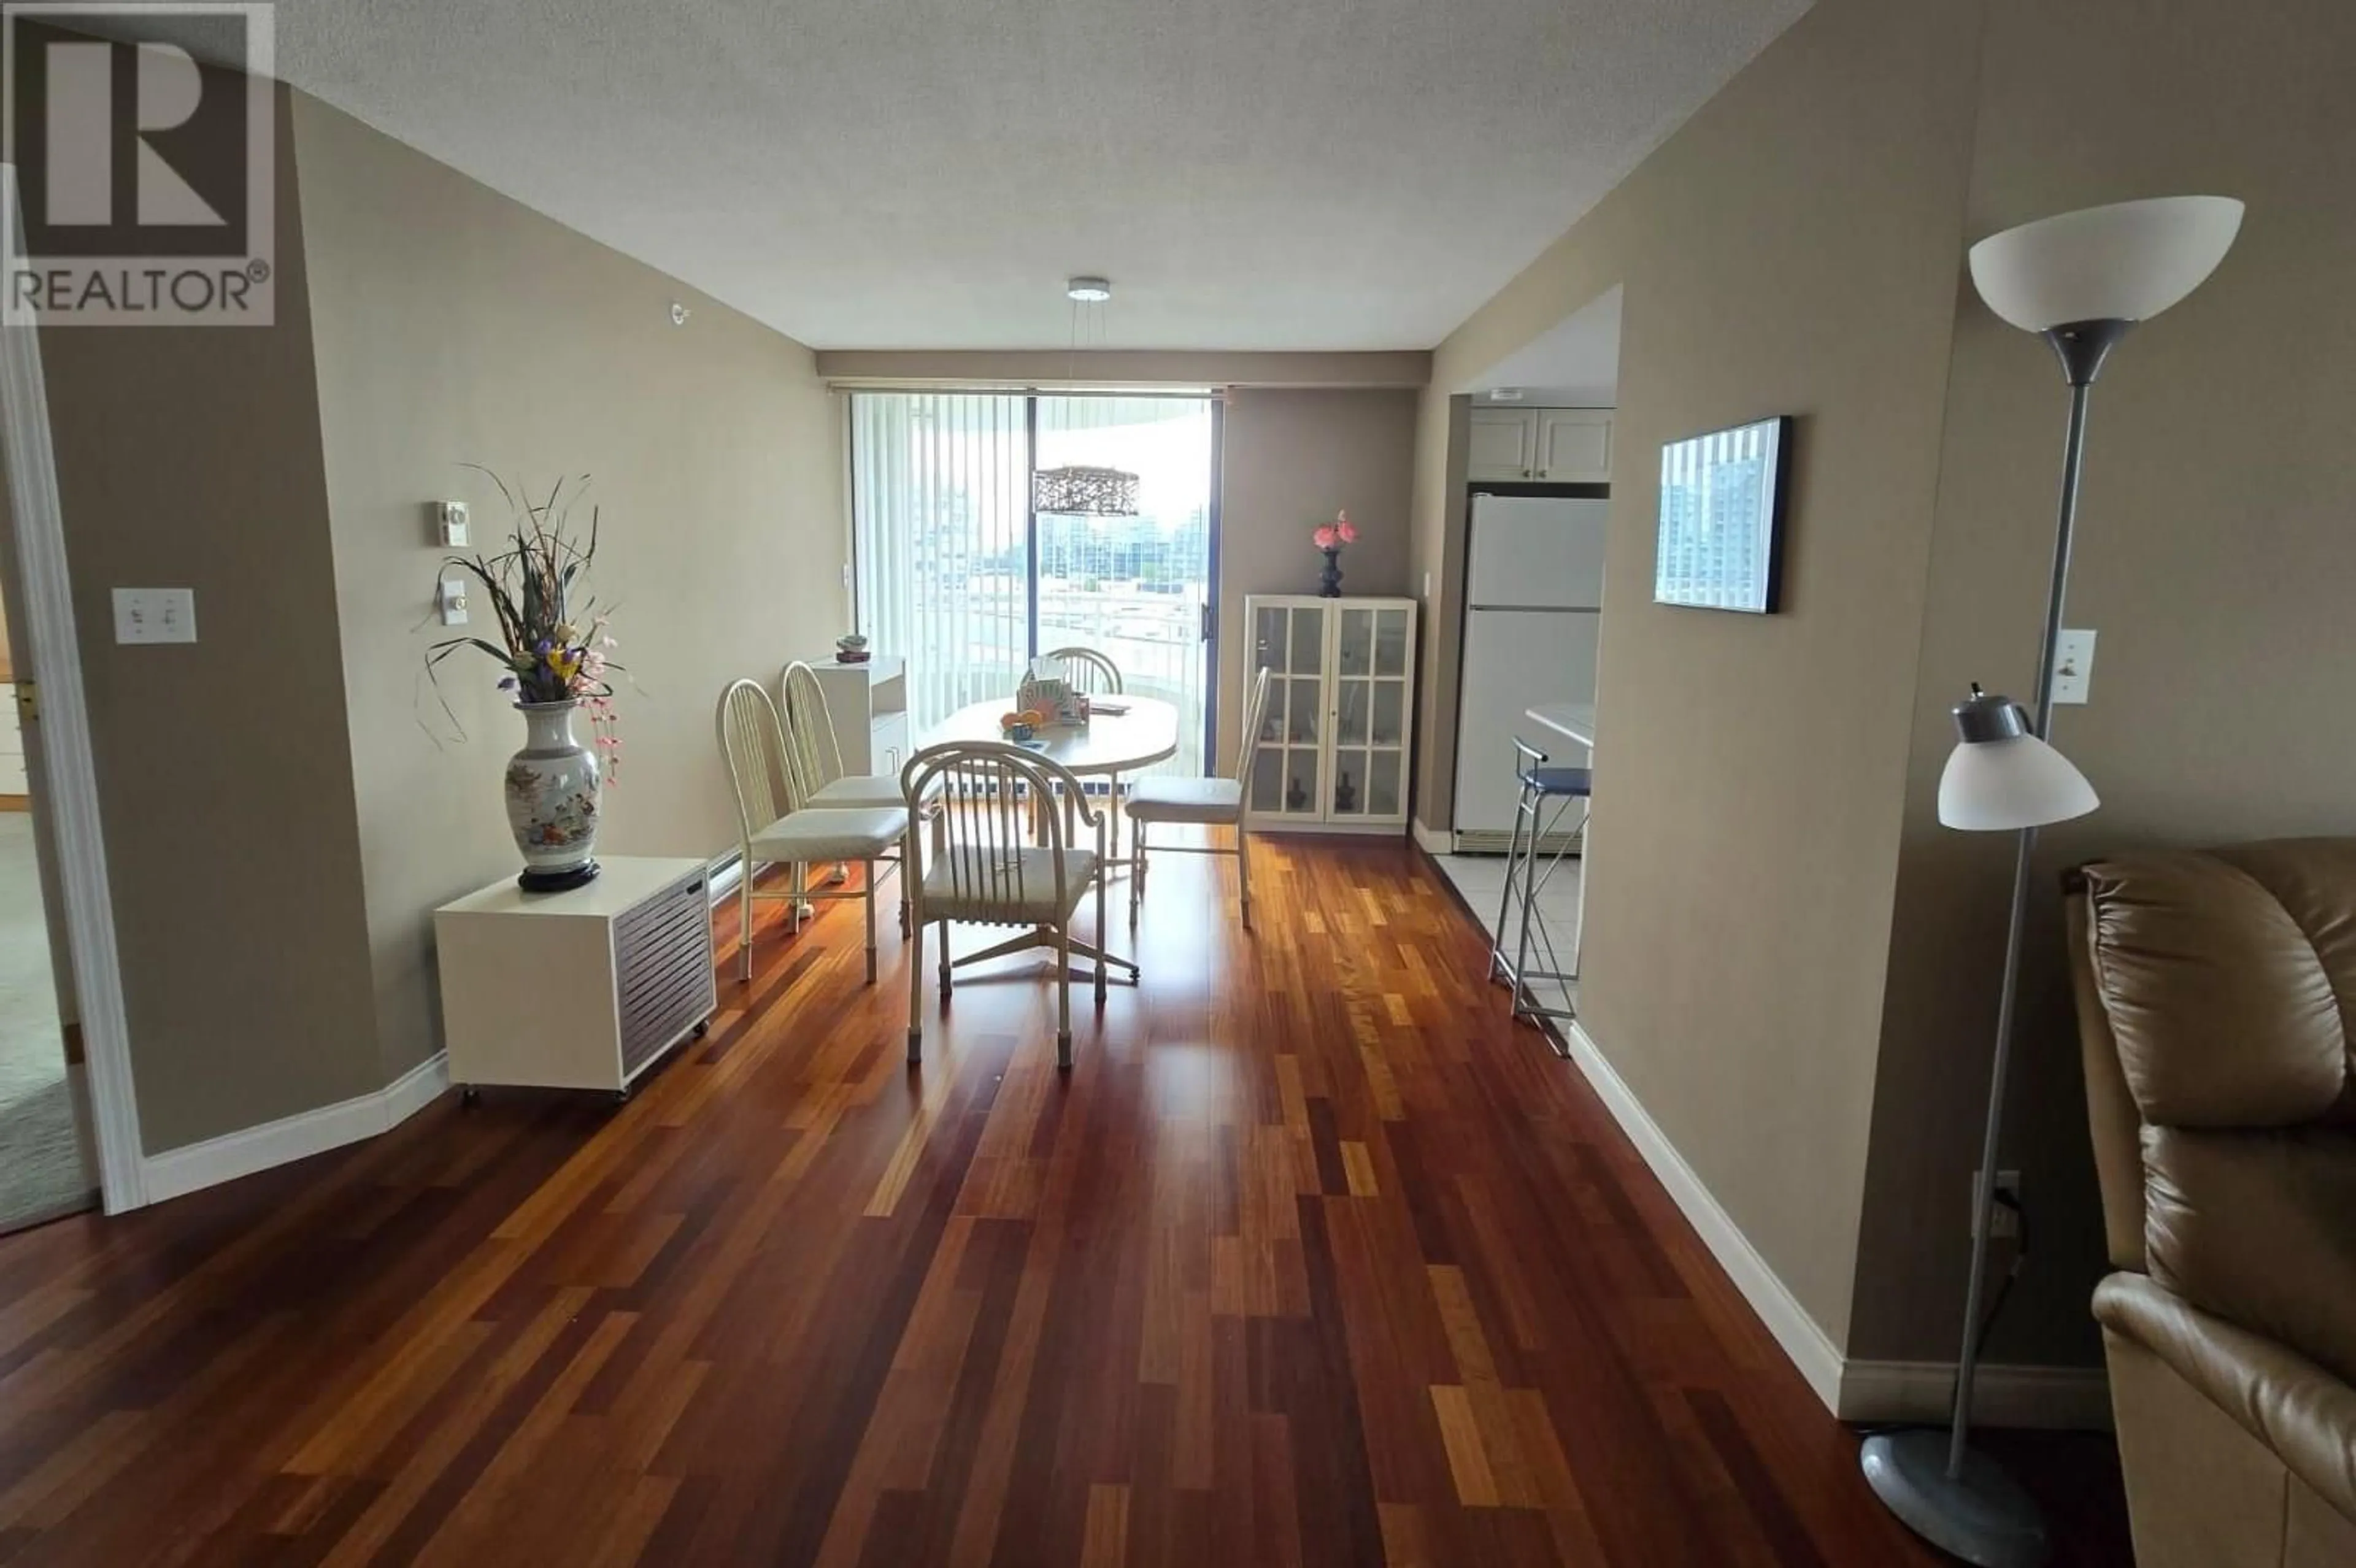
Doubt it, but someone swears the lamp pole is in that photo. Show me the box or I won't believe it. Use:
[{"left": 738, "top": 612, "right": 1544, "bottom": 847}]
[
  {"left": 1869, "top": 194, "right": 2239, "bottom": 1568},
  {"left": 1946, "top": 317, "right": 2130, "bottom": 1477}
]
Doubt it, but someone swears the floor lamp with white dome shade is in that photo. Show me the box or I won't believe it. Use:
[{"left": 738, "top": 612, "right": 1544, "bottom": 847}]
[{"left": 1858, "top": 195, "right": 2243, "bottom": 1568}]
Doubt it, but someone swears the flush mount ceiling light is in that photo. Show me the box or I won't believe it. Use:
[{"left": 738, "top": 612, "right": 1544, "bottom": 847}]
[{"left": 1033, "top": 277, "right": 1141, "bottom": 516}]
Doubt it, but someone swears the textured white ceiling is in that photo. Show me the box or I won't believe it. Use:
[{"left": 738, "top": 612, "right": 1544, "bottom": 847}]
[{"left": 266, "top": 0, "right": 1808, "bottom": 350}]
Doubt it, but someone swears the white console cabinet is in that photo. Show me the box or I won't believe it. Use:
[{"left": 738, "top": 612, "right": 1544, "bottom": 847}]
[{"left": 436, "top": 856, "right": 717, "bottom": 1101}]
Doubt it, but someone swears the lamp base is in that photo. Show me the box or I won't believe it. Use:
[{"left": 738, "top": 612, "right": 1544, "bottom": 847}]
[{"left": 1860, "top": 1429, "right": 2049, "bottom": 1567}]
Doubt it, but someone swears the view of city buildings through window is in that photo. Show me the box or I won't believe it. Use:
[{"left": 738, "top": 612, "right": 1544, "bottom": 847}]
[
  {"left": 1653, "top": 417, "right": 1781, "bottom": 613},
  {"left": 850, "top": 393, "right": 1216, "bottom": 775}
]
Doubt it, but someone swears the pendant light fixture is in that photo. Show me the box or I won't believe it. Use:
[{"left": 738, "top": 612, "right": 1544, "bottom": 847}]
[{"left": 1032, "top": 277, "right": 1141, "bottom": 518}]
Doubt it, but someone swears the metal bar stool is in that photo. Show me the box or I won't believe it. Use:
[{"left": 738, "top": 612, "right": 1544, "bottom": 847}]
[{"left": 1489, "top": 735, "right": 1590, "bottom": 1029}]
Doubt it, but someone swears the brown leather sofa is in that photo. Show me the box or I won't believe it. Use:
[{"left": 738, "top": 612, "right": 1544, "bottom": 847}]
[{"left": 2066, "top": 840, "right": 2356, "bottom": 1568}]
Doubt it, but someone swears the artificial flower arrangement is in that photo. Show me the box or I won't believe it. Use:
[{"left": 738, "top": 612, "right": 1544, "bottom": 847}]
[
  {"left": 1313, "top": 509, "right": 1359, "bottom": 554},
  {"left": 425, "top": 472, "right": 622, "bottom": 775},
  {"left": 1313, "top": 508, "right": 1359, "bottom": 597}
]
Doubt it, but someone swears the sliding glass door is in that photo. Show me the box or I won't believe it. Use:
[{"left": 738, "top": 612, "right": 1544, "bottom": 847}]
[{"left": 850, "top": 392, "right": 1217, "bottom": 776}]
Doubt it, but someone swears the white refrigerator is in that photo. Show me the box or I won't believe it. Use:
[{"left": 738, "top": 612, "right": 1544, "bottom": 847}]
[{"left": 1452, "top": 494, "right": 1609, "bottom": 851}]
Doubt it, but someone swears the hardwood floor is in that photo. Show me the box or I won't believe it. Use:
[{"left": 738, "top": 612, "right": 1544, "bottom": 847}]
[{"left": 0, "top": 834, "right": 2128, "bottom": 1565}]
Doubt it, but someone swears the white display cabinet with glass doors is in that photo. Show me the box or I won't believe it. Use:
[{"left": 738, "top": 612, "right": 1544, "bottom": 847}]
[{"left": 1242, "top": 595, "right": 1417, "bottom": 834}]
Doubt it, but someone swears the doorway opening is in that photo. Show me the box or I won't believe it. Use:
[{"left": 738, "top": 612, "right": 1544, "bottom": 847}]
[
  {"left": 0, "top": 162, "right": 146, "bottom": 1220},
  {"left": 1432, "top": 285, "right": 1625, "bottom": 1024},
  {"left": 849, "top": 391, "right": 1218, "bottom": 776},
  {"left": 0, "top": 601, "right": 91, "bottom": 1232}
]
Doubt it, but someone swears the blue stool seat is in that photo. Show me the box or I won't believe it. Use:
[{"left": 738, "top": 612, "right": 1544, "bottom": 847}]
[{"left": 1517, "top": 766, "right": 1593, "bottom": 797}]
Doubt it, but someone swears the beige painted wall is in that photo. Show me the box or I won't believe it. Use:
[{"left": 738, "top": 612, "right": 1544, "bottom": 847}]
[
  {"left": 1413, "top": 0, "right": 2356, "bottom": 1375},
  {"left": 1407, "top": 0, "right": 1985, "bottom": 1345},
  {"left": 1215, "top": 390, "right": 1418, "bottom": 770},
  {"left": 1854, "top": 0, "right": 2356, "bottom": 1364},
  {"left": 293, "top": 94, "right": 847, "bottom": 1083},
  {"left": 32, "top": 84, "right": 384, "bottom": 1152}
]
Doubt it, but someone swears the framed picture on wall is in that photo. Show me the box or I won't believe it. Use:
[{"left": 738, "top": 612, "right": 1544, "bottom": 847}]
[{"left": 1653, "top": 415, "right": 1792, "bottom": 613}]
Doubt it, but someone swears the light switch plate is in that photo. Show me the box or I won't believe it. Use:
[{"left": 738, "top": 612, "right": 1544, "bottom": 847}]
[
  {"left": 2051, "top": 628, "right": 2096, "bottom": 704},
  {"left": 437, "top": 577, "right": 469, "bottom": 626},
  {"left": 112, "top": 587, "right": 197, "bottom": 644},
  {"left": 430, "top": 500, "right": 469, "bottom": 549}
]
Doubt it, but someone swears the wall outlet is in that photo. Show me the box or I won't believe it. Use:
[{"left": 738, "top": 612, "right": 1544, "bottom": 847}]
[
  {"left": 1972, "top": 1168, "right": 2023, "bottom": 1241},
  {"left": 112, "top": 586, "right": 196, "bottom": 644},
  {"left": 2050, "top": 628, "right": 2096, "bottom": 704}
]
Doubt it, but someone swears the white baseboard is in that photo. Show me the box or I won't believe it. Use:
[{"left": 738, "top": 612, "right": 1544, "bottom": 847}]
[
  {"left": 1563, "top": 1019, "right": 1849, "bottom": 1410},
  {"left": 1562, "top": 1021, "right": 2108, "bottom": 1431},
  {"left": 1411, "top": 818, "right": 1452, "bottom": 856},
  {"left": 141, "top": 1051, "right": 449, "bottom": 1205},
  {"left": 1839, "top": 1359, "right": 2113, "bottom": 1431}
]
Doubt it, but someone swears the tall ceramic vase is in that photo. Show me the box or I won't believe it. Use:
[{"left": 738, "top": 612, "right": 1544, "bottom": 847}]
[{"left": 506, "top": 699, "right": 602, "bottom": 892}]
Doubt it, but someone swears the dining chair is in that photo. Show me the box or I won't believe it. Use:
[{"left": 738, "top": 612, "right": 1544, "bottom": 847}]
[
  {"left": 1123, "top": 666, "right": 1271, "bottom": 928},
  {"left": 715, "top": 679, "right": 907, "bottom": 984},
  {"left": 1043, "top": 645, "right": 1123, "bottom": 696},
  {"left": 1042, "top": 645, "right": 1128, "bottom": 853},
  {"left": 780, "top": 660, "right": 944, "bottom": 921},
  {"left": 779, "top": 661, "right": 901, "bottom": 810},
  {"left": 900, "top": 740, "right": 1105, "bottom": 1069}
]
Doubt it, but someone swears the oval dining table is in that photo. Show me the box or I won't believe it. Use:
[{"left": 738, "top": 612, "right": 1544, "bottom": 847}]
[{"left": 922, "top": 694, "right": 1180, "bottom": 982}]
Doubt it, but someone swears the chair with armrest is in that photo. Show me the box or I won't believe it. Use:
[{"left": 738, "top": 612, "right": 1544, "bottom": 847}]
[
  {"left": 901, "top": 740, "right": 1104, "bottom": 1070},
  {"left": 2065, "top": 839, "right": 2356, "bottom": 1568}
]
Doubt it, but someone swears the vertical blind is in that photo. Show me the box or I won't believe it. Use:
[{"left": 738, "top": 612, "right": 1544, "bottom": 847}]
[
  {"left": 851, "top": 394, "right": 1031, "bottom": 735},
  {"left": 850, "top": 393, "right": 1215, "bottom": 777}
]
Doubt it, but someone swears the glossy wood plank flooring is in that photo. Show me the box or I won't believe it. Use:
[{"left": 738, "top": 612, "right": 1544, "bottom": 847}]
[{"left": 0, "top": 834, "right": 2127, "bottom": 1564}]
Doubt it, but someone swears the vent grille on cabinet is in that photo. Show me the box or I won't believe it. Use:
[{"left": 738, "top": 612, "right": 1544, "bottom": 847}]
[{"left": 616, "top": 872, "right": 711, "bottom": 1077}]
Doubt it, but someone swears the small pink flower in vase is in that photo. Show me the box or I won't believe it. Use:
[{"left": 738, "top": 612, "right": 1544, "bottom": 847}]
[{"left": 1313, "top": 509, "right": 1356, "bottom": 598}]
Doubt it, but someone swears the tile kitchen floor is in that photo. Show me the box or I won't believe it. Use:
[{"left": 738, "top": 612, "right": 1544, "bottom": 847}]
[{"left": 1428, "top": 849, "right": 1581, "bottom": 1019}]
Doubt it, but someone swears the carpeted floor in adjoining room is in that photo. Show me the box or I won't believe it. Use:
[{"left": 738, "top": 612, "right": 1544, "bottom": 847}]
[{"left": 0, "top": 812, "right": 88, "bottom": 1233}]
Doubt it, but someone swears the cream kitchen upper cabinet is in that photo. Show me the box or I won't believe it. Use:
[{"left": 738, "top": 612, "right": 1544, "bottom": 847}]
[
  {"left": 1467, "top": 407, "right": 1614, "bottom": 483},
  {"left": 1466, "top": 408, "right": 1540, "bottom": 482},
  {"left": 1536, "top": 409, "right": 1612, "bottom": 482}
]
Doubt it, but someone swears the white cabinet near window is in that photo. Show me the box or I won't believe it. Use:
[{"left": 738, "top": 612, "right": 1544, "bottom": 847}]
[
  {"left": 801, "top": 655, "right": 913, "bottom": 779},
  {"left": 1466, "top": 407, "right": 1614, "bottom": 483},
  {"left": 1243, "top": 595, "right": 1417, "bottom": 835}
]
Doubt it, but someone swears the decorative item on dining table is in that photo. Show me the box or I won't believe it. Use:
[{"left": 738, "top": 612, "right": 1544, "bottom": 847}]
[
  {"left": 1312, "top": 509, "right": 1358, "bottom": 598},
  {"left": 1015, "top": 659, "right": 1090, "bottom": 726},
  {"left": 425, "top": 471, "right": 621, "bottom": 894},
  {"left": 834, "top": 632, "right": 871, "bottom": 664}
]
